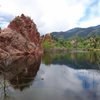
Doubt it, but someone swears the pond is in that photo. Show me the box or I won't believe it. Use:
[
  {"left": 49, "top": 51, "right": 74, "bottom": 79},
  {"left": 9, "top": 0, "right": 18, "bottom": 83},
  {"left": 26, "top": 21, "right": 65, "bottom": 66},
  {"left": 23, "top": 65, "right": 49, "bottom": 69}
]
[{"left": 0, "top": 51, "right": 100, "bottom": 100}]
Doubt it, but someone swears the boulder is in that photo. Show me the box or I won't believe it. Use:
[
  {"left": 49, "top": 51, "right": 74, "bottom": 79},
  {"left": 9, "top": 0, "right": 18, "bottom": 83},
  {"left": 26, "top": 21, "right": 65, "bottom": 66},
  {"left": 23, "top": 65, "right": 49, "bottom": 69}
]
[{"left": 0, "top": 14, "right": 43, "bottom": 58}]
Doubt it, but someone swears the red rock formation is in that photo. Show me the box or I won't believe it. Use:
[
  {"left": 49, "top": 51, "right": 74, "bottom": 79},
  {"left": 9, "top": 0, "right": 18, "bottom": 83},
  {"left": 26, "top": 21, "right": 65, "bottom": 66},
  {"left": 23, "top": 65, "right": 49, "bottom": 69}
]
[
  {"left": 0, "top": 14, "right": 43, "bottom": 59},
  {"left": 0, "top": 28, "right": 36, "bottom": 53},
  {"left": 0, "top": 48, "right": 9, "bottom": 60},
  {"left": 42, "top": 33, "right": 53, "bottom": 42},
  {"left": 8, "top": 14, "right": 40, "bottom": 45}
]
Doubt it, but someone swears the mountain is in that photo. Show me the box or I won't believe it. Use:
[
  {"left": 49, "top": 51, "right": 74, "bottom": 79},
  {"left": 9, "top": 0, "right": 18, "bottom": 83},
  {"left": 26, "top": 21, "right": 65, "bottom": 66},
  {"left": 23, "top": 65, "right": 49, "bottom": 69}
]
[{"left": 51, "top": 25, "right": 100, "bottom": 39}]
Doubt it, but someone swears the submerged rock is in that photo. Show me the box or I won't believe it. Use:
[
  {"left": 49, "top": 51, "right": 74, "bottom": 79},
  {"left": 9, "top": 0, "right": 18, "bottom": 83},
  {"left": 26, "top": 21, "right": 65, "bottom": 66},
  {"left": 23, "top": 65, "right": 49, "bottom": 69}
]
[{"left": 0, "top": 14, "right": 43, "bottom": 58}]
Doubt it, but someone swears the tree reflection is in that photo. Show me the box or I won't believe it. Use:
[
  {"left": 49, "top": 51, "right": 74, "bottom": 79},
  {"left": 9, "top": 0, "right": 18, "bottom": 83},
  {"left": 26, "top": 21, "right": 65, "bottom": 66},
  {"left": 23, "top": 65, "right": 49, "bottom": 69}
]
[{"left": 42, "top": 51, "right": 100, "bottom": 69}]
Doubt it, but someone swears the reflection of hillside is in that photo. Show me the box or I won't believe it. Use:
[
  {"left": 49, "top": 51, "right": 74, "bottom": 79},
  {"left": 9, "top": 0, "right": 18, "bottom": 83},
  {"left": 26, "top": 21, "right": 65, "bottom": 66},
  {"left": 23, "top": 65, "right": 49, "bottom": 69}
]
[
  {"left": 42, "top": 53, "right": 53, "bottom": 65},
  {"left": 42, "top": 52, "right": 100, "bottom": 69},
  {"left": 0, "top": 54, "right": 41, "bottom": 91}
]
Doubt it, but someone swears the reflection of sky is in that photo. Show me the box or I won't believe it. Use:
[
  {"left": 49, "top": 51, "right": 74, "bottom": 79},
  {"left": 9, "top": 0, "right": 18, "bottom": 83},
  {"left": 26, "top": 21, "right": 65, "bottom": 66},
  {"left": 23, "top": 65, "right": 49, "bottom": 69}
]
[
  {"left": 77, "top": 70, "right": 100, "bottom": 90},
  {"left": 1, "top": 63, "right": 100, "bottom": 100},
  {"left": 36, "top": 64, "right": 100, "bottom": 100}
]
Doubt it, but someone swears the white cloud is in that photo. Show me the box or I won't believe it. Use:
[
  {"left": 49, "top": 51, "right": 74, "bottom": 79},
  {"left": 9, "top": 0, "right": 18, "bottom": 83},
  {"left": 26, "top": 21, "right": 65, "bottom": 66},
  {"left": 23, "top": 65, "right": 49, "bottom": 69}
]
[
  {"left": 0, "top": 0, "right": 100, "bottom": 34},
  {"left": 35, "top": 0, "right": 87, "bottom": 33},
  {"left": 80, "top": 17, "right": 100, "bottom": 28}
]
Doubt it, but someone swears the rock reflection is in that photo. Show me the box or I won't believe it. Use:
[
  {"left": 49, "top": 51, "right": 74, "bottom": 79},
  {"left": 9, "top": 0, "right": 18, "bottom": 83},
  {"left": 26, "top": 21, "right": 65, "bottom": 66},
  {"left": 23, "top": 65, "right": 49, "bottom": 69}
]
[
  {"left": 9, "top": 55, "right": 41, "bottom": 91},
  {"left": 0, "top": 54, "right": 41, "bottom": 99}
]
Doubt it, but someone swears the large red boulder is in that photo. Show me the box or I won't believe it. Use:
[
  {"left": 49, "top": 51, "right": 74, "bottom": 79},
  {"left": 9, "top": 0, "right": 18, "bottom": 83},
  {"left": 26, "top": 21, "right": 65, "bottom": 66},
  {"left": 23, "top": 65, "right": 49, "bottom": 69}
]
[
  {"left": 8, "top": 14, "right": 40, "bottom": 45},
  {"left": 0, "top": 14, "right": 43, "bottom": 59}
]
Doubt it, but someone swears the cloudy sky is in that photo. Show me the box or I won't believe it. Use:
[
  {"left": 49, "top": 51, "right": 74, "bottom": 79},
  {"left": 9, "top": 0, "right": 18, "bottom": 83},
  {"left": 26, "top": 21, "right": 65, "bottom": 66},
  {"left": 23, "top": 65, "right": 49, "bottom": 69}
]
[{"left": 0, "top": 0, "right": 100, "bottom": 34}]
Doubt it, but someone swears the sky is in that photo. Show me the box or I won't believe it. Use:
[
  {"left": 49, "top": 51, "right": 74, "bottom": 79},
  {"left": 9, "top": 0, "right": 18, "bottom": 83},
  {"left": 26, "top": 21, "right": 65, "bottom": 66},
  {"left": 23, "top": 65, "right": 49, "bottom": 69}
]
[{"left": 0, "top": 0, "right": 100, "bottom": 34}]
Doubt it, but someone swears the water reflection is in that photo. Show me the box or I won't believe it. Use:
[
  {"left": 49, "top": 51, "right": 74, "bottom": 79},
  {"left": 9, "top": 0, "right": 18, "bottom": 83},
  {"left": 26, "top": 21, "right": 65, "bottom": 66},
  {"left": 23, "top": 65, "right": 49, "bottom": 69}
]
[
  {"left": 42, "top": 51, "right": 100, "bottom": 69},
  {"left": 0, "top": 51, "right": 100, "bottom": 100},
  {"left": 0, "top": 55, "right": 41, "bottom": 99},
  {"left": 37, "top": 64, "right": 100, "bottom": 100}
]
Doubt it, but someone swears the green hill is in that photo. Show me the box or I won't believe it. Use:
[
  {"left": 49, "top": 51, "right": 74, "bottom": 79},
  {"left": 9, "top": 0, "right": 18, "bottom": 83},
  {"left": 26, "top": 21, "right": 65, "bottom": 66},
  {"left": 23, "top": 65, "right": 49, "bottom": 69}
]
[{"left": 51, "top": 25, "right": 100, "bottom": 39}]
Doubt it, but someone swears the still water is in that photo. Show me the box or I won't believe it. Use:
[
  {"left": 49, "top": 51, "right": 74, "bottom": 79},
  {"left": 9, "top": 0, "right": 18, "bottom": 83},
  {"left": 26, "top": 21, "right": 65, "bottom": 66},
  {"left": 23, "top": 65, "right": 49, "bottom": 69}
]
[{"left": 0, "top": 51, "right": 100, "bottom": 100}]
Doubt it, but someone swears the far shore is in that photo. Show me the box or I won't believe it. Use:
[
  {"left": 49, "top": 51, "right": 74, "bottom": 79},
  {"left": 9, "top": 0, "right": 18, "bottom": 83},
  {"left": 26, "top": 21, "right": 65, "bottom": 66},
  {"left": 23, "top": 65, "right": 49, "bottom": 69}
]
[{"left": 43, "top": 48, "right": 100, "bottom": 53}]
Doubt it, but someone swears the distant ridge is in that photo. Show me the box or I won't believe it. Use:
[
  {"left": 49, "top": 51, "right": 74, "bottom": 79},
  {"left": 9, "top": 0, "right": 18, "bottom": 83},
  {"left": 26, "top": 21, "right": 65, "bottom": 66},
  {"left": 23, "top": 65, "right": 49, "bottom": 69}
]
[{"left": 51, "top": 25, "right": 100, "bottom": 39}]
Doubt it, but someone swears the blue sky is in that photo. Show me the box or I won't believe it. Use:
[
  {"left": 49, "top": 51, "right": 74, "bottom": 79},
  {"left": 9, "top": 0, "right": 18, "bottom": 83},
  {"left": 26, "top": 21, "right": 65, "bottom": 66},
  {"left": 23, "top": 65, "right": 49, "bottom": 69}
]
[
  {"left": 0, "top": 0, "right": 100, "bottom": 34},
  {"left": 79, "top": 0, "right": 100, "bottom": 22}
]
